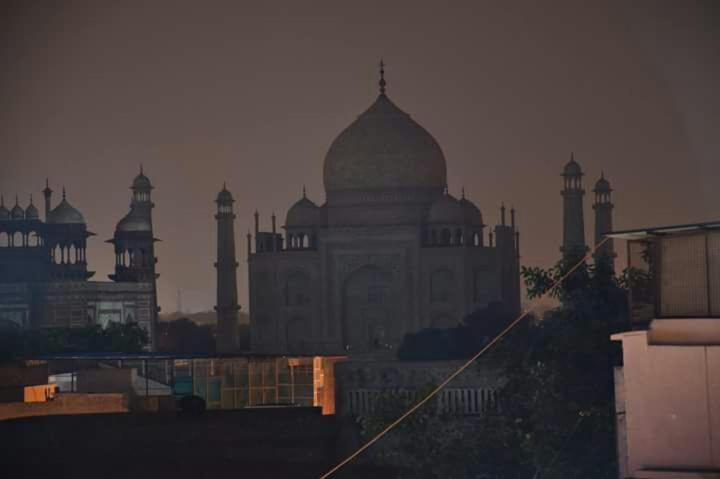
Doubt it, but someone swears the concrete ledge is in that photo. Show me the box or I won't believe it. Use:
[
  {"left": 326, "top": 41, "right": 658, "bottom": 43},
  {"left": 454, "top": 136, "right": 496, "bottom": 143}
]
[
  {"left": 648, "top": 319, "right": 720, "bottom": 346},
  {"left": 634, "top": 469, "right": 720, "bottom": 478}
]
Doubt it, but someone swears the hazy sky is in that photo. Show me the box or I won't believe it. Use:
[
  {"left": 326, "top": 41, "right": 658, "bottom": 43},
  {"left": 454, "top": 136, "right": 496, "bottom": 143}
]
[{"left": 1, "top": 1, "right": 718, "bottom": 312}]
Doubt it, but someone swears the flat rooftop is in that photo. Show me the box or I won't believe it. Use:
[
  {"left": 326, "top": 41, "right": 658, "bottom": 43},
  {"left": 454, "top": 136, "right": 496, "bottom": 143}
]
[{"left": 23, "top": 352, "right": 345, "bottom": 361}]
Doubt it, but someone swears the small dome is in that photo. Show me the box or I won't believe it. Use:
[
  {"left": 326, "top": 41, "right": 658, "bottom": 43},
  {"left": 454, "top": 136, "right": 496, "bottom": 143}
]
[
  {"left": 132, "top": 169, "right": 153, "bottom": 191},
  {"left": 11, "top": 198, "right": 25, "bottom": 220},
  {"left": 285, "top": 196, "right": 320, "bottom": 227},
  {"left": 25, "top": 201, "right": 40, "bottom": 220},
  {"left": 116, "top": 210, "right": 151, "bottom": 232},
  {"left": 216, "top": 186, "right": 234, "bottom": 203},
  {"left": 0, "top": 197, "right": 9, "bottom": 221},
  {"left": 428, "top": 192, "right": 465, "bottom": 224},
  {"left": 563, "top": 155, "right": 583, "bottom": 176},
  {"left": 459, "top": 197, "right": 483, "bottom": 226},
  {"left": 594, "top": 173, "right": 611, "bottom": 192},
  {"left": 48, "top": 197, "right": 85, "bottom": 224},
  {"left": 323, "top": 94, "right": 447, "bottom": 193}
]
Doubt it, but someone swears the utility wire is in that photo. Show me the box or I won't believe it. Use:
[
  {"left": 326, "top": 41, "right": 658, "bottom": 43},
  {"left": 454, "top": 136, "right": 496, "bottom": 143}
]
[{"left": 319, "top": 238, "right": 610, "bottom": 479}]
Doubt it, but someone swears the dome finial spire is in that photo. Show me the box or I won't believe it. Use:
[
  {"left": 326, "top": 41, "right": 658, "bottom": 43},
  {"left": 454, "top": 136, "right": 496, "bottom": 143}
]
[
  {"left": 140, "top": 164, "right": 144, "bottom": 175},
  {"left": 302, "top": 185, "right": 307, "bottom": 198},
  {"left": 62, "top": 187, "right": 66, "bottom": 200},
  {"left": 29, "top": 194, "right": 33, "bottom": 205},
  {"left": 461, "top": 187, "right": 465, "bottom": 199},
  {"left": 379, "top": 59, "right": 386, "bottom": 95}
]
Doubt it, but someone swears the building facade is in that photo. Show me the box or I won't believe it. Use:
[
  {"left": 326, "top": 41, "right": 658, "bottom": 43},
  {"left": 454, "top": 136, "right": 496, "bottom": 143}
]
[
  {"left": 608, "top": 222, "right": 720, "bottom": 479},
  {"left": 246, "top": 68, "right": 521, "bottom": 356},
  {"left": 0, "top": 170, "right": 160, "bottom": 348}
]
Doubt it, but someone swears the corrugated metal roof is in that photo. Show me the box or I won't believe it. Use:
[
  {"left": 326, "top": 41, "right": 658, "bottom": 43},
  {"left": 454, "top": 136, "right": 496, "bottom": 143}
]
[{"left": 606, "top": 220, "right": 720, "bottom": 240}]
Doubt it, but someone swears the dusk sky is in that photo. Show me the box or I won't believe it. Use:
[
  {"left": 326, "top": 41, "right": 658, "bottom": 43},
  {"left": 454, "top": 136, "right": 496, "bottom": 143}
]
[{"left": 2, "top": 1, "right": 718, "bottom": 312}]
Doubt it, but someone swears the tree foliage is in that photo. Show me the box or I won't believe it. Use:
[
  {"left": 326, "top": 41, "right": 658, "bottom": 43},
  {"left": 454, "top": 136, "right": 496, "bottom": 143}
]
[
  {"left": 156, "top": 318, "right": 215, "bottom": 354},
  {"left": 369, "top": 256, "right": 631, "bottom": 478},
  {"left": 0, "top": 322, "right": 149, "bottom": 359},
  {"left": 357, "top": 384, "right": 494, "bottom": 478},
  {"left": 486, "top": 256, "right": 630, "bottom": 478},
  {"left": 398, "top": 302, "right": 517, "bottom": 360}
]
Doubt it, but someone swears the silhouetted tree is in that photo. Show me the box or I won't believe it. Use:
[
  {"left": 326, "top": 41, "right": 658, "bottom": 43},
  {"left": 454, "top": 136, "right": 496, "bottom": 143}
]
[
  {"left": 0, "top": 322, "right": 149, "bottom": 359},
  {"left": 157, "top": 318, "right": 215, "bottom": 354},
  {"left": 480, "top": 256, "right": 630, "bottom": 478},
  {"left": 398, "top": 302, "right": 517, "bottom": 360},
  {"left": 374, "top": 257, "right": 631, "bottom": 478}
]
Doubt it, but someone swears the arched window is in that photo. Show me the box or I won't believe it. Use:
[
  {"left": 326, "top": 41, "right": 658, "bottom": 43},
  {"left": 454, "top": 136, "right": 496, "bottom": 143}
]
[
  {"left": 430, "top": 269, "right": 454, "bottom": 303},
  {"left": 69, "top": 245, "right": 77, "bottom": 264},
  {"left": 0, "top": 232, "right": 8, "bottom": 247},
  {"left": 13, "top": 231, "right": 23, "bottom": 247},
  {"left": 285, "top": 271, "right": 312, "bottom": 306},
  {"left": 473, "top": 269, "right": 490, "bottom": 303},
  {"left": 27, "top": 231, "right": 39, "bottom": 247},
  {"left": 301, "top": 234, "right": 308, "bottom": 249},
  {"left": 455, "top": 229, "right": 463, "bottom": 246}
]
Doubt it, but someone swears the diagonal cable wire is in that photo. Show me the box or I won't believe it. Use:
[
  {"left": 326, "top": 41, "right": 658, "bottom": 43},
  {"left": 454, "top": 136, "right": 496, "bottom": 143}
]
[{"left": 319, "top": 238, "right": 610, "bottom": 479}]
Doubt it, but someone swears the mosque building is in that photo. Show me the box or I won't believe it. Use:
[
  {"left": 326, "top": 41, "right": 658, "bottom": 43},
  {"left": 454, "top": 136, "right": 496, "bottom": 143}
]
[
  {"left": 240, "top": 64, "right": 522, "bottom": 356},
  {"left": 0, "top": 169, "right": 160, "bottom": 348}
]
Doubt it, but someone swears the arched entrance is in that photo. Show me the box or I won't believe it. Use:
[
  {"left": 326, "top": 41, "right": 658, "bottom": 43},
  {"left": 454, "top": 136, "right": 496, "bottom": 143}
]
[{"left": 342, "top": 264, "right": 397, "bottom": 353}]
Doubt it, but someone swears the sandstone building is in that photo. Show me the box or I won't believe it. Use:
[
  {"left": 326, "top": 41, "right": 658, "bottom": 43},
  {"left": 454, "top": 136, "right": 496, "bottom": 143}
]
[{"left": 0, "top": 169, "right": 160, "bottom": 348}]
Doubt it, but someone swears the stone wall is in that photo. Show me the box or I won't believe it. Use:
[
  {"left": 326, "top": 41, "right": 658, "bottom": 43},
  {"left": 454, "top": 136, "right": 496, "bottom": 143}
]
[
  {"left": 0, "top": 393, "right": 128, "bottom": 421},
  {"left": 334, "top": 359, "right": 504, "bottom": 416}
]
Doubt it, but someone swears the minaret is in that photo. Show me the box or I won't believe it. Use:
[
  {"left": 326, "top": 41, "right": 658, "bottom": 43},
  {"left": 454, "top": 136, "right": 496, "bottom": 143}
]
[
  {"left": 215, "top": 184, "right": 240, "bottom": 353},
  {"left": 108, "top": 167, "right": 160, "bottom": 349},
  {"left": 593, "top": 172, "right": 615, "bottom": 269},
  {"left": 379, "top": 59, "right": 386, "bottom": 95},
  {"left": 561, "top": 153, "right": 587, "bottom": 263},
  {"left": 495, "top": 203, "right": 521, "bottom": 315},
  {"left": 42, "top": 179, "right": 53, "bottom": 221}
]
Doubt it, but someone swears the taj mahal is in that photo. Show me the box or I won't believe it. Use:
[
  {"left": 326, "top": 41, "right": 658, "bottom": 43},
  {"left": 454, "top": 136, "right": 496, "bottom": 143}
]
[{"left": 242, "top": 65, "right": 522, "bottom": 356}]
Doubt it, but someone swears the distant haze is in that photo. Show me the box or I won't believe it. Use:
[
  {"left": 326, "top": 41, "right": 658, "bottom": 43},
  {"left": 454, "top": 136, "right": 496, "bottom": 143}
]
[{"left": 2, "top": 1, "right": 718, "bottom": 312}]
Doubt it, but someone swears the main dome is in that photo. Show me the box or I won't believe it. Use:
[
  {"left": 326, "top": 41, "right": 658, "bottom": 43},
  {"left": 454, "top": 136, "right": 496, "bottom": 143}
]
[{"left": 323, "top": 93, "right": 447, "bottom": 193}]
